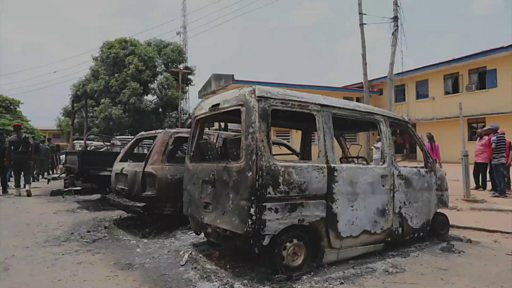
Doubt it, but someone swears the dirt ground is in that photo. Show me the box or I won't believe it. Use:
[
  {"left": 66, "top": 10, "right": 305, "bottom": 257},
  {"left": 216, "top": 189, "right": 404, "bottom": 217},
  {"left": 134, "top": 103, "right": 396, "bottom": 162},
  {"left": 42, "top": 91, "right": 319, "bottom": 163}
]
[{"left": 1, "top": 178, "right": 511, "bottom": 288}]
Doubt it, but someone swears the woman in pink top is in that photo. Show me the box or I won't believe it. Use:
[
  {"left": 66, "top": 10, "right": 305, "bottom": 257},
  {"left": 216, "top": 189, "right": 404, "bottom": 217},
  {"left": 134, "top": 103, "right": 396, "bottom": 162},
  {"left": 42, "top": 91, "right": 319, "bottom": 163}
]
[
  {"left": 426, "top": 132, "right": 442, "bottom": 168},
  {"left": 473, "top": 129, "right": 491, "bottom": 190}
]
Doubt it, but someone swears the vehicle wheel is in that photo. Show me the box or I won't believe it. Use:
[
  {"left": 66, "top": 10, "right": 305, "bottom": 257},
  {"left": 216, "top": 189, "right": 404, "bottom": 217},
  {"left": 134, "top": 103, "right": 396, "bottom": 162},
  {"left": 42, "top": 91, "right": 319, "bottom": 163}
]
[
  {"left": 431, "top": 212, "right": 450, "bottom": 240},
  {"left": 270, "top": 229, "right": 316, "bottom": 275}
]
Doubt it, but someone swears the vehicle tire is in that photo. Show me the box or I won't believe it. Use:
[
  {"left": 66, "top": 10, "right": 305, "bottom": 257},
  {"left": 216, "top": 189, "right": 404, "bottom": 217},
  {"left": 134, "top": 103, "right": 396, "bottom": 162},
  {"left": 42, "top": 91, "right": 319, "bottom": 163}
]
[
  {"left": 431, "top": 212, "right": 450, "bottom": 240},
  {"left": 270, "top": 228, "right": 316, "bottom": 275}
]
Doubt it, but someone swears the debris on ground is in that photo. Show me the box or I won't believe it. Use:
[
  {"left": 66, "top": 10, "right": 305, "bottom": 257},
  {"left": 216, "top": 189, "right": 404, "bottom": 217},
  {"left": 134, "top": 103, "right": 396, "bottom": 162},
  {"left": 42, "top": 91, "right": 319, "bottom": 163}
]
[
  {"left": 180, "top": 250, "right": 192, "bottom": 266},
  {"left": 439, "top": 242, "right": 465, "bottom": 254}
]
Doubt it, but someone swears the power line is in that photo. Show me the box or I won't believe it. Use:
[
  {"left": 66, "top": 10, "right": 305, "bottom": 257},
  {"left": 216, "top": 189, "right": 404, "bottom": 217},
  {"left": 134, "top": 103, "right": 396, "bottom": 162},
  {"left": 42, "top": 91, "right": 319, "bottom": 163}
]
[
  {"left": 149, "top": 0, "right": 248, "bottom": 39},
  {"left": 0, "top": 0, "right": 226, "bottom": 77},
  {"left": 1, "top": 67, "right": 89, "bottom": 93},
  {"left": 7, "top": 75, "right": 85, "bottom": 97},
  {"left": 2, "top": 0, "right": 253, "bottom": 89},
  {"left": 1, "top": 0, "right": 249, "bottom": 91},
  {"left": 2, "top": 0, "right": 280, "bottom": 95},
  {"left": 190, "top": 0, "right": 280, "bottom": 39},
  {"left": 0, "top": 60, "right": 91, "bottom": 87}
]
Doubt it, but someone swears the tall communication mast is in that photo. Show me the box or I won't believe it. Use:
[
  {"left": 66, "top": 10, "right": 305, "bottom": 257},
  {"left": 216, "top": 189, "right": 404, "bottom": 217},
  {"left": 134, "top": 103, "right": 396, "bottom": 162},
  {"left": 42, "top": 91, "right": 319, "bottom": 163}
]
[
  {"left": 177, "top": 0, "right": 190, "bottom": 127},
  {"left": 181, "top": 0, "right": 188, "bottom": 59}
]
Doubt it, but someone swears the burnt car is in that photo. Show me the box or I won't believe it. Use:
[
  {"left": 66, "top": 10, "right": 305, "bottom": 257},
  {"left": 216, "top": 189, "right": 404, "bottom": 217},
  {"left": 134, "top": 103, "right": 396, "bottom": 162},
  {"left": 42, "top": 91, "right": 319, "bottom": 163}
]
[
  {"left": 184, "top": 86, "right": 450, "bottom": 274},
  {"left": 63, "top": 135, "right": 133, "bottom": 192},
  {"left": 107, "top": 129, "right": 190, "bottom": 215}
]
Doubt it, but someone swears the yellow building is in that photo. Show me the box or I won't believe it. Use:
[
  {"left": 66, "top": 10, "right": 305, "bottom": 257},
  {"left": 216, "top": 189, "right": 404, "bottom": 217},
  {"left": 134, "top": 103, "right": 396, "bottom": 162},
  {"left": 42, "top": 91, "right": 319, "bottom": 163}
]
[
  {"left": 37, "top": 127, "right": 68, "bottom": 149},
  {"left": 346, "top": 44, "right": 512, "bottom": 163}
]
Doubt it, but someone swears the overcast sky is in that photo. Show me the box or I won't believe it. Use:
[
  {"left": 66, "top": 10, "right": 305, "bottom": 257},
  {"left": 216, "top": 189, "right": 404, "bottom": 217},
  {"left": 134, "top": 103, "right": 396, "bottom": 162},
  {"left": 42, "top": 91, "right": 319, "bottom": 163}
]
[{"left": 0, "top": 0, "right": 511, "bottom": 127}]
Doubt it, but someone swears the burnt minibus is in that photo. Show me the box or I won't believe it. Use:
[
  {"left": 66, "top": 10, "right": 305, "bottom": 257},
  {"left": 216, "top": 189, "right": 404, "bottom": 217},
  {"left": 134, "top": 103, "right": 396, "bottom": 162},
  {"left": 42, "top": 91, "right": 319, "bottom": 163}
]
[{"left": 184, "top": 86, "right": 449, "bottom": 274}]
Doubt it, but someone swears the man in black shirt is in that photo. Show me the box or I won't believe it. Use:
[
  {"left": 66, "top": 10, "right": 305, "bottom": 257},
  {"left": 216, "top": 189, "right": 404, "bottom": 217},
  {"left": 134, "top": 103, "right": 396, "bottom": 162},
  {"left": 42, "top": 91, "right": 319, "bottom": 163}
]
[
  {"left": 5, "top": 123, "right": 33, "bottom": 197},
  {"left": 0, "top": 131, "right": 8, "bottom": 194}
]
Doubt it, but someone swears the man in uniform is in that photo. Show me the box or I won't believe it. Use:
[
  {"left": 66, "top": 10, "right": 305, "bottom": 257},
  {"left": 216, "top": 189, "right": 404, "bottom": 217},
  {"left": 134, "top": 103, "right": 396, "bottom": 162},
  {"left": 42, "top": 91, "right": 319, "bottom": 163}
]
[
  {"left": 5, "top": 123, "right": 34, "bottom": 197},
  {"left": 0, "top": 131, "right": 8, "bottom": 194},
  {"left": 47, "top": 138, "right": 57, "bottom": 175},
  {"left": 36, "top": 139, "right": 50, "bottom": 180}
]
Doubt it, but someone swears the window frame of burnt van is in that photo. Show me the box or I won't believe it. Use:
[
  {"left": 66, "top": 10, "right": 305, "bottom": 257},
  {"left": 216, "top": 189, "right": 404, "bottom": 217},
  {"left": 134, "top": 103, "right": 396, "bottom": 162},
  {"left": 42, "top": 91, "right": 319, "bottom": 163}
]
[
  {"left": 266, "top": 104, "right": 325, "bottom": 164},
  {"left": 189, "top": 106, "right": 245, "bottom": 165}
]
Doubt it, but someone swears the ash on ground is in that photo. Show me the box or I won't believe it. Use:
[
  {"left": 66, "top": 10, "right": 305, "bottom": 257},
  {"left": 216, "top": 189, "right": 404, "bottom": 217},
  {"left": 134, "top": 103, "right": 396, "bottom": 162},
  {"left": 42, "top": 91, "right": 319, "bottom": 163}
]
[{"left": 53, "top": 210, "right": 468, "bottom": 288}]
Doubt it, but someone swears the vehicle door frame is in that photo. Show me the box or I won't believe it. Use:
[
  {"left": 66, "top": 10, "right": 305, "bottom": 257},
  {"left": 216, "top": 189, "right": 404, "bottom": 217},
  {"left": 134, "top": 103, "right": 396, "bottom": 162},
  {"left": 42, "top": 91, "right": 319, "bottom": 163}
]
[
  {"left": 186, "top": 105, "right": 254, "bottom": 235},
  {"left": 255, "top": 99, "right": 328, "bottom": 237},
  {"left": 112, "top": 133, "right": 159, "bottom": 196},
  {"left": 324, "top": 110, "right": 394, "bottom": 249},
  {"left": 389, "top": 120, "right": 437, "bottom": 238}
]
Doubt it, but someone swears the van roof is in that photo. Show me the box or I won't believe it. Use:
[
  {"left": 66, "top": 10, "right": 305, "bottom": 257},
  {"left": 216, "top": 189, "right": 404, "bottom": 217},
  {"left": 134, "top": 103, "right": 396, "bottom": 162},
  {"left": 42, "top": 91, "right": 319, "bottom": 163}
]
[
  {"left": 196, "top": 86, "right": 405, "bottom": 121},
  {"left": 135, "top": 128, "right": 190, "bottom": 138}
]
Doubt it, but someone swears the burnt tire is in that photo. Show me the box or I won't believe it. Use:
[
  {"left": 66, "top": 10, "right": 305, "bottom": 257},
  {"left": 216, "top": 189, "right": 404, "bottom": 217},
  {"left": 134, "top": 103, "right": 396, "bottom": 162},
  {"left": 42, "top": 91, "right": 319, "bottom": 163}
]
[
  {"left": 431, "top": 212, "right": 450, "bottom": 240},
  {"left": 270, "top": 229, "right": 316, "bottom": 275}
]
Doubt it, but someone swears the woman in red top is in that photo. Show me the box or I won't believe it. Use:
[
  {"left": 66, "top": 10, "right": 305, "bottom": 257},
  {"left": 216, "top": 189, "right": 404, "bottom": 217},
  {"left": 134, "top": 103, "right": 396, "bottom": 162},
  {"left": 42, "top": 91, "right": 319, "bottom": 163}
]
[{"left": 426, "top": 132, "right": 442, "bottom": 168}]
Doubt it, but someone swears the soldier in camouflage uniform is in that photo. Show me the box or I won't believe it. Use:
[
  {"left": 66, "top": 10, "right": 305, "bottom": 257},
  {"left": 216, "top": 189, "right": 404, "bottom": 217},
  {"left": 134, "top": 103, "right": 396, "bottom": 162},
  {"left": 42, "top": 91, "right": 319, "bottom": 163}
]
[
  {"left": 5, "top": 123, "right": 34, "bottom": 197},
  {"left": 0, "top": 131, "right": 8, "bottom": 194}
]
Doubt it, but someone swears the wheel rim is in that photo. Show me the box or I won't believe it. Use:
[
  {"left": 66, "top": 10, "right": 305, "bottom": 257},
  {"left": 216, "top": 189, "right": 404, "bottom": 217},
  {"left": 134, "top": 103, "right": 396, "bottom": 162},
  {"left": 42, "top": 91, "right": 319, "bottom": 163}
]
[{"left": 281, "top": 239, "right": 306, "bottom": 267}]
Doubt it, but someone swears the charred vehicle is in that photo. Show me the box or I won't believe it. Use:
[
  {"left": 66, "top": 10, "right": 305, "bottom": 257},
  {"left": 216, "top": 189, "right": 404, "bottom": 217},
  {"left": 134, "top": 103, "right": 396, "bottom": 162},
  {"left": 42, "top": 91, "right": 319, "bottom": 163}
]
[
  {"left": 184, "top": 86, "right": 450, "bottom": 274},
  {"left": 107, "top": 129, "right": 191, "bottom": 215},
  {"left": 64, "top": 135, "right": 133, "bottom": 192}
]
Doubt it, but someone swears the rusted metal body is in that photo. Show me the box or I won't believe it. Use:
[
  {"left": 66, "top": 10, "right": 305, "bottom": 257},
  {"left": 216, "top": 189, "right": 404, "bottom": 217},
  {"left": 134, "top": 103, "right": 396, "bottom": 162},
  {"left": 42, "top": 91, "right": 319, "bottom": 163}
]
[
  {"left": 108, "top": 129, "right": 190, "bottom": 215},
  {"left": 184, "top": 86, "right": 449, "bottom": 271}
]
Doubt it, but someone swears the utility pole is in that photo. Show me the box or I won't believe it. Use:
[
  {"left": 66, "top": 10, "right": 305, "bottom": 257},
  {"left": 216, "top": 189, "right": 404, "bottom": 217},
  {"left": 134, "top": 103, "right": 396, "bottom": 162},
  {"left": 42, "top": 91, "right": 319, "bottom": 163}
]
[
  {"left": 181, "top": 0, "right": 188, "bottom": 60},
  {"left": 358, "top": 0, "right": 371, "bottom": 160},
  {"left": 459, "top": 103, "right": 471, "bottom": 199},
  {"left": 83, "top": 93, "right": 88, "bottom": 150},
  {"left": 358, "top": 0, "right": 370, "bottom": 105},
  {"left": 171, "top": 68, "right": 192, "bottom": 128},
  {"left": 178, "top": 0, "right": 190, "bottom": 128},
  {"left": 69, "top": 98, "right": 75, "bottom": 150},
  {"left": 386, "top": 0, "right": 399, "bottom": 111}
]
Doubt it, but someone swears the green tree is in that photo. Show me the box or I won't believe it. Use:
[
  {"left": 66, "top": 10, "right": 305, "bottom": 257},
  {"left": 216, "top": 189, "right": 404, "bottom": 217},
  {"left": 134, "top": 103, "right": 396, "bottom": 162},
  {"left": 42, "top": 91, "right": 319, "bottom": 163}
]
[
  {"left": 0, "top": 94, "right": 42, "bottom": 139},
  {"left": 60, "top": 37, "right": 192, "bottom": 137}
]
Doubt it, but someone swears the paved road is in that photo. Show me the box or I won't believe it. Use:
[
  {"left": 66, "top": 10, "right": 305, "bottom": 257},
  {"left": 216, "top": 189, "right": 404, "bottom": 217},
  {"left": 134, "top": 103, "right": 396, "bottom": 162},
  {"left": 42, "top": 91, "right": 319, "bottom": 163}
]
[{"left": 1, "top": 180, "right": 511, "bottom": 288}]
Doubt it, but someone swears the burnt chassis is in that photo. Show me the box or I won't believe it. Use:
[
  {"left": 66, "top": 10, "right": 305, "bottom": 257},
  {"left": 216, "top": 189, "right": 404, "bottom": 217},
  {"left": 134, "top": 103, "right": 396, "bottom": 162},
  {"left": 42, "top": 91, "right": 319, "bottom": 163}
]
[
  {"left": 107, "top": 129, "right": 189, "bottom": 216},
  {"left": 184, "top": 87, "right": 450, "bottom": 273},
  {"left": 63, "top": 150, "right": 120, "bottom": 192}
]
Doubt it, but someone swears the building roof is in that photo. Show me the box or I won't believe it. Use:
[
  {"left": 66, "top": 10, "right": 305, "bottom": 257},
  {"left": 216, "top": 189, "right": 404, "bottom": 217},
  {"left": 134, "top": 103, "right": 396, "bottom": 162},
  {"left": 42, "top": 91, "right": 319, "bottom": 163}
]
[
  {"left": 344, "top": 44, "right": 512, "bottom": 87},
  {"left": 198, "top": 73, "right": 378, "bottom": 99},
  {"left": 196, "top": 86, "right": 403, "bottom": 121}
]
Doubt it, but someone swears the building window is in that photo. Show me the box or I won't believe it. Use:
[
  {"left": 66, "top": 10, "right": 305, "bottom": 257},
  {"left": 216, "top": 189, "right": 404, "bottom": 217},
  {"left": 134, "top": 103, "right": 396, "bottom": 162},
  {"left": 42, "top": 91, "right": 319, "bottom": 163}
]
[
  {"left": 468, "top": 67, "right": 497, "bottom": 91},
  {"left": 343, "top": 97, "right": 354, "bottom": 101},
  {"left": 394, "top": 84, "right": 406, "bottom": 103},
  {"left": 467, "top": 118, "right": 486, "bottom": 141},
  {"left": 415, "top": 79, "right": 429, "bottom": 100},
  {"left": 275, "top": 129, "right": 292, "bottom": 144},
  {"left": 377, "top": 88, "right": 384, "bottom": 96},
  {"left": 444, "top": 73, "right": 460, "bottom": 95}
]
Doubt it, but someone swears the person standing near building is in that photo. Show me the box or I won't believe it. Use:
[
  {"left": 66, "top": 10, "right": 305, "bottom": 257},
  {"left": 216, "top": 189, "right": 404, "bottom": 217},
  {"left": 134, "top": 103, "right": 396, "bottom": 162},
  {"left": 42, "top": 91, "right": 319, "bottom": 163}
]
[
  {"left": 501, "top": 129, "right": 511, "bottom": 191},
  {"left": 489, "top": 125, "right": 507, "bottom": 197},
  {"left": 426, "top": 132, "right": 442, "bottom": 168},
  {"left": 0, "top": 132, "right": 8, "bottom": 195},
  {"left": 5, "top": 123, "right": 34, "bottom": 197},
  {"left": 473, "top": 129, "right": 491, "bottom": 191}
]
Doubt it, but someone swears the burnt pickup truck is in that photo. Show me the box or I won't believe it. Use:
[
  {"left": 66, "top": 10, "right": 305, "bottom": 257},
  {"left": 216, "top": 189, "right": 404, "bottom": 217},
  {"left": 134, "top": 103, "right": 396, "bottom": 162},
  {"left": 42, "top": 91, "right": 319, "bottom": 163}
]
[
  {"left": 63, "top": 135, "right": 133, "bottom": 192},
  {"left": 106, "top": 129, "right": 191, "bottom": 215}
]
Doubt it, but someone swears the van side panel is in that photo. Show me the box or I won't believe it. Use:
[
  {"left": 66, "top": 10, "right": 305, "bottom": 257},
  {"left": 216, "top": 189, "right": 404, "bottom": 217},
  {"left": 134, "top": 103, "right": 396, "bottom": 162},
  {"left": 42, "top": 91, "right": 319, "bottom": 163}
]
[
  {"left": 184, "top": 94, "right": 258, "bottom": 235},
  {"left": 255, "top": 100, "right": 327, "bottom": 239}
]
